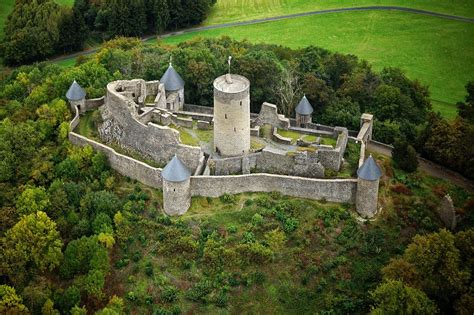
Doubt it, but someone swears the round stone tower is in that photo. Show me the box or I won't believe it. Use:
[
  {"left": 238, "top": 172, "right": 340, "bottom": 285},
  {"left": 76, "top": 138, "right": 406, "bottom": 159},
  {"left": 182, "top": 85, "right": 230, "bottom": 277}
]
[
  {"left": 213, "top": 74, "right": 250, "bottom": 157},
  {"left": 356, "top": 155, "right": 382, "bottom": 218},
  {"left": 66, "top": 80, "right": 87, "bottom": 113},
  {"left": 162, "top": 155, "right": 191, "bottom": 216}
]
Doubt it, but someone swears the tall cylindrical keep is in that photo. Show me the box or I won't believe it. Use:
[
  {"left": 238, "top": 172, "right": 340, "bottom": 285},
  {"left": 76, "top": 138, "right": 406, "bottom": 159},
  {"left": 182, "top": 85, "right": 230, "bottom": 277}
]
[
  {"left": 163, "top": 178, "right": 191, "bottom": 216},
  {"left": 213, "top": 74, "right": 250, "bottom": 157}
]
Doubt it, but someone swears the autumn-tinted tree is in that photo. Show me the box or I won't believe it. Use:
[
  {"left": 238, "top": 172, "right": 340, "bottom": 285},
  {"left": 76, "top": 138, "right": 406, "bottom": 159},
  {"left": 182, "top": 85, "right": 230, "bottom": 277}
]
[
  {"left": 371, "top": 280, "right": 438, "bottom": 315},
  {"left": 382, "top": 229, "right": 472, "bottom": 312},
  {"left": 0, "top": 211, "right": 63, "bottom": 285},
  {"left": 0, "top": 285, "right": 29, "bottom": 314}
]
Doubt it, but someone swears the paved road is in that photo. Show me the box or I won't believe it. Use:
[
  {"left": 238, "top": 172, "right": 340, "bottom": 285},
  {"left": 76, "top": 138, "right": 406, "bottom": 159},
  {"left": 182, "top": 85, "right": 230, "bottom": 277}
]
[
  {"left": 49, "top": 5, "right": 474, "bottom": 63},
  {"left": 367, "top": 141, "right": 474, "bottom": 191}
]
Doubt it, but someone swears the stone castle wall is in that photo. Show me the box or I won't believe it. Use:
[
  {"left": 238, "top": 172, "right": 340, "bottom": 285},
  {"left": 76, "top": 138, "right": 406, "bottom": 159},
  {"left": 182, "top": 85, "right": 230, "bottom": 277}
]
[
  {"left": 69, "top": 132, "right": 163, "bottom": 188},
  {"left": 100, "top": 81, "right": 203, "bottom": 171},
  {"left": 191, "top": 174, "right": 357, "bottom": 203}
]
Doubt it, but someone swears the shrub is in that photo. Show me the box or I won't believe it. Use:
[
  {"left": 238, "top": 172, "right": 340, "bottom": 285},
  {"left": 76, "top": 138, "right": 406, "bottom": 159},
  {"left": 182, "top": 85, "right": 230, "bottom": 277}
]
[
  {"left": 251, "top": 213, "right": 264, "bottom": 226},
  {"left": 390, "top": 183, "right": 413, "bottom": 195},
  {"left": 161, "top": 286, "right": 179, "bottom": 303},
  {"left": 220, "top": 193, "right": 236, "bottom": 204},
  {"left": 185, "top": 280, "right": 213, "bottom": 303},
  {"left": 145, "top": 262, "right": 153, "bottom": 277},
  {"left": 392, "top": 138, "right": 418, "bottom": 172}
]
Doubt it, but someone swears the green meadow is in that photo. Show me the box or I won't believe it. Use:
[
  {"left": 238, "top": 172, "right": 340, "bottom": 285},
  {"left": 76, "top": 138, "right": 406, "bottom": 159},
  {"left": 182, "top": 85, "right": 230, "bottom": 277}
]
[
  {"left": 161, "top": 10, "right": 474, "bottom": 119},
  {"left": 206, "top": 0, "right": 474, "bottom": 25}
]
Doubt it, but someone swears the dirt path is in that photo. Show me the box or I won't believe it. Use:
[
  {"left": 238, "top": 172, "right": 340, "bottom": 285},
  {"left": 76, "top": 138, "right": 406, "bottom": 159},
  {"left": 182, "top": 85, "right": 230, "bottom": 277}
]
[
  {"left": 367, "top": 141, "right": 474, "bottom": 191},
  {"left": 48, "top": 6, "right": 474, "bottom": 64}
]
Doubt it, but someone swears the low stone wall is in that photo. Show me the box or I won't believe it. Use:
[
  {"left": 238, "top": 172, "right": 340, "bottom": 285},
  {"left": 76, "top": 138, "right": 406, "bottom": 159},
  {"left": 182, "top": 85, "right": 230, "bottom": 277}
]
[
  {"left": 212, "top": 154, "right": 258, "bottom": 175},
  {"left": 191, "top": 174, "right": 357, "bottom": 203},
  {"left": 70, "top": 103, "right": 80, "bottom": 130},
  {"left": 255, "top": 148, "right": 324, "bottom": 178},
  {"left": 69, "top": 132, "right": 163, "bottom": 188},
  {"left": 183, "top": 104, "right": 213, "bottom": 114},
  {"left": 197, "top": 120, "right": 212, "bottom": 130},
  {"left": 272, "top": 128, "right": 292, "bottom": 145},
  {"left": 175, "top": 110, "right": 213, "bottom": 122},
  {"left": 84, "top": 97, "right": 105, "bottom": 111}
]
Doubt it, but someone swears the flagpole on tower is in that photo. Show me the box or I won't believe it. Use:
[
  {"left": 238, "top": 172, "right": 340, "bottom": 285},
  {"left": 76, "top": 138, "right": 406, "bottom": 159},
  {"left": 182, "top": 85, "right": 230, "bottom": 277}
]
[{"left": 228, "top": 56, "right": 232, "bottom": 75}]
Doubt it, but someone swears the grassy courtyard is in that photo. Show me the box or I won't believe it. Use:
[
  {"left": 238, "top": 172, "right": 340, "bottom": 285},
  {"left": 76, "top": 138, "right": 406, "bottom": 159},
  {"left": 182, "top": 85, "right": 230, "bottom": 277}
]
[{"left": 161, "top": 10, "right": 474, "bottom": 119}]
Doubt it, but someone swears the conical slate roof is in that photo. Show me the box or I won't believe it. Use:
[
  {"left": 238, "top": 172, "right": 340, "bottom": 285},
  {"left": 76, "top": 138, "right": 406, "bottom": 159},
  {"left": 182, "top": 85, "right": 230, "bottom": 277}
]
[
  {"left": 357, "top": 155, "right": 382, "bottom": 180},
  {"left": 162, "top": 155, "right": 191, "bottom": 182},
  {"left": 295, "top": 95, "right": 313, "bottom": 115},
  {"left": 160, "top": 65, "right": 185, "bottom": 91},
  {"left": 66, "top": 80, "right": 86, "bottom": 101}
]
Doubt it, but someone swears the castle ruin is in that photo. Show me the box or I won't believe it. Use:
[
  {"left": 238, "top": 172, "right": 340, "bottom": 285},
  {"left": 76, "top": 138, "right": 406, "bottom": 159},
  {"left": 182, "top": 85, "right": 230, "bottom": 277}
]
[{"left": 66, "top": 62, "right": 382, "bottom": 219}]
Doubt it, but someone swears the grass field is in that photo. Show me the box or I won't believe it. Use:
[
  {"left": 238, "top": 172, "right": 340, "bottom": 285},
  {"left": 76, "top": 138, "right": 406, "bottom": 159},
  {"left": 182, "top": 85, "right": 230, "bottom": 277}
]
[
  {"left": 205, "top": 0, "right": 474, "bottom": 25},
  {"left": 160, "top": 10, "right": 474, "bottom": 118}
]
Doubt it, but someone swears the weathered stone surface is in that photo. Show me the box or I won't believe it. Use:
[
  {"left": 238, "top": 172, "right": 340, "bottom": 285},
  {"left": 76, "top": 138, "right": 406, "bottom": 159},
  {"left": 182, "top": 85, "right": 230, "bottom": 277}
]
[
  {"left": 272, "top": 127, "right": 292, "bottom": 145},
  {"left": 356, "top": 177, "right": 379, "bottom": 218},
  {"left": 255, "top": 148, "right": 325, "bottom": 178},
  {"left": 191, "top": 174, "right": 357, "bottom": 203},
  {"left": 163, "top": 178, "right": 191, "bottom": 216},
  {"left": 99, "top": 81, "right": 203, "bottom": 171},
  {"left": 438, "top": 194, "right": 457, "bottom": 230},
  {"left": 197, "top": 120, "right": 211, "bottom": 130},
  {"left": 213, "top": 74, "right": 251, "bottom": 157},
  {"left": 254, "top": 102, "right": 290, "bottom": 129}
]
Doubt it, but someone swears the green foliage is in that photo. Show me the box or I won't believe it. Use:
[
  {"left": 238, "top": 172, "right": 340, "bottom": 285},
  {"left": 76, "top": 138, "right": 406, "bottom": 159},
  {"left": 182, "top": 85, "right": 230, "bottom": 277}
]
[
  {"left": 392, "top": 138, "right": 418, "bottom": 173},
  {"left": 60, "top": 235, "right": 109, "bottom": 279},
  {"left": 0, "top": 285, "right": 29, "bottom": 314},
  {"left": 371, "top": 280, "right": 438, "bottom": 315},
  {"left": 382, "top": 229, "right": 473, "bottom": 312},
  {"left": 0, "top": 211, "right": 63, "bottom": 284},
  {"left": 16, "top": 186, "right": 51, "bottom": 216}
]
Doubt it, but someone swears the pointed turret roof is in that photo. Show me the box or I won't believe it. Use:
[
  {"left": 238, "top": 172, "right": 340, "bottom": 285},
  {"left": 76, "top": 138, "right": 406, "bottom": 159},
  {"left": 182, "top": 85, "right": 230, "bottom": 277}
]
[
  {"left": 295, "top": 95, "right": 313, "bottom": 115},
  {"left": 162, "top": 155, "right": 191, "bottom": 182},
  {"left": 357, "top": 155, "right": 382, "bottom": 180},
  {"left": 160, "top": 64, "right": 185, "bottom": 91},
  {"left": 66, "top": 80, "right": 86, "bottom": 101}
]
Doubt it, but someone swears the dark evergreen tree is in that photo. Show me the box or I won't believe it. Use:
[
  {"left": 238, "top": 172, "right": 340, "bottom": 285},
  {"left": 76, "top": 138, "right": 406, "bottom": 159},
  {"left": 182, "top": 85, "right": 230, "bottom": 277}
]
[{"left": 392, "top": 138, "right": 419, "bottom": 172}]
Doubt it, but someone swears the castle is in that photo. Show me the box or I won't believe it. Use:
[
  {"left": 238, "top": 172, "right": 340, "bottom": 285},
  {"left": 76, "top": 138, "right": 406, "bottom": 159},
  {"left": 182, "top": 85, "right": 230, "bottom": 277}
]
[{"left": 66, "top": 62, "right": 382, "bottom": 218}]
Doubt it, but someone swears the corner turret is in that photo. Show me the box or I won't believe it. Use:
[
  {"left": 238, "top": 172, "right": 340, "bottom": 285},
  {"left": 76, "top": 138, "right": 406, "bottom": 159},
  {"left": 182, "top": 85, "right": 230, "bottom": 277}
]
[
  {"left": 295, "top": 95, "right": 313, "bottom": 127},
  {"left": 356, "top": 154, "right": 382, "bottom": 218},
  {"left": 66, "top": 80, "right": 86, "bottom": 113},
  {"left": 162, "top": 155, "right": 191, "bottom": 215},
  {"left": 160, "top": 63, "right": 185, "bottom": 111}
]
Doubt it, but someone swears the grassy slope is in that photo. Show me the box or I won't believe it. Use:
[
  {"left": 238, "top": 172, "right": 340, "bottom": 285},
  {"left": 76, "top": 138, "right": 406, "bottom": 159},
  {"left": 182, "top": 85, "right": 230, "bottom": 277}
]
[
  {"left": 161, "top": 11, "right": 474, "bottom": 119},
  {"left": 0, "top": 0, "right": 74, "bottom": 39},
  {"left": 206, "top": 0, "right": 474, "bottom": 25}
]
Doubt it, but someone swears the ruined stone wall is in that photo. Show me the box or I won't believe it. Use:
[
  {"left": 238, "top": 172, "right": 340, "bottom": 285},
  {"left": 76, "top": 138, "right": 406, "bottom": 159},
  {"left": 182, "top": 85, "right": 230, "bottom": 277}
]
[
  {"left": 318, "top": 128, "right": 349, "bottom": 171},
  {"left": 191, "top": 174, "right": 357, "bottom": 203},
  {"left": 254, "top": 102, "right": 290, "bottom": 129},
  {"left": 183, "top": 104, "right": 213, "bottom": 114},
  {"left": 100, "top": 81, "right": 203, "bottom": 171},
  {"left": 84, "top": 97, "right": 105, "bottom": 111},
  {"left": 69, "top": 132, "right": 163, "bottom": 188},
  {"left": 255, "top": 148, "right": 324, "bottom": 178}
]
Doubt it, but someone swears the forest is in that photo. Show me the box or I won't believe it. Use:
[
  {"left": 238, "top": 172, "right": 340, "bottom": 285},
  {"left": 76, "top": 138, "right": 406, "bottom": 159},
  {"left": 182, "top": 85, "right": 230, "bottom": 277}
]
[
  {"left": 0, "top": 37, "right": 473, "bottom": 314},
  {"left": 0, "top": 0, "right": 216, "bottom": 65}
]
